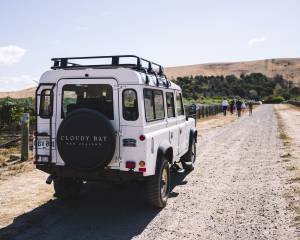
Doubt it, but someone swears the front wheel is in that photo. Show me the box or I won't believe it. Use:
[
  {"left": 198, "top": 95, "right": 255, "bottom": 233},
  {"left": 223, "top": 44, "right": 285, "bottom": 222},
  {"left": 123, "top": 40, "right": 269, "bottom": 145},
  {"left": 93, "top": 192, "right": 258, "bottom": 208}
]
[
  {"left": 181, "top": 138, "right": 196, "bottom": 171},
  {"left": 146, "top": 158, "right": 170, "bottom": 208}
]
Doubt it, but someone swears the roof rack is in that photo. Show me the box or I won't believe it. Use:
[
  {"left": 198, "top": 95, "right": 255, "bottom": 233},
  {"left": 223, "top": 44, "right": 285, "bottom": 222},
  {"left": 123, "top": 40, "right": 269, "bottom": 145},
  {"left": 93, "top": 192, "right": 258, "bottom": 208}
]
[{"left": 51, "top": 55, "right": 165, "bottom": 76}]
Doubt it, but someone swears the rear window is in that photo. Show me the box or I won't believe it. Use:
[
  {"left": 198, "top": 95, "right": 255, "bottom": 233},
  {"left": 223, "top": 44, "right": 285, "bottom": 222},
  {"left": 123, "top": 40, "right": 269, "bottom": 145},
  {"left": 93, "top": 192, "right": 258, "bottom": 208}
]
[
  {"left": 176, "top": 92, "right": 184, "bottom": 116},
  {"left": 39, "top": 89, "right": 52, "bottom": 118},
  {"left": 123, "top": 89, "right": 138, "bottom": 121},
  {"left": 143, "top": 89, "right": 165, "bottom": 122},
  {"left": 61, "top": 84, "right": 114, "bottom": 119},
  {"left": 166, "top": 92, "right": 175, "bottom": 118}
]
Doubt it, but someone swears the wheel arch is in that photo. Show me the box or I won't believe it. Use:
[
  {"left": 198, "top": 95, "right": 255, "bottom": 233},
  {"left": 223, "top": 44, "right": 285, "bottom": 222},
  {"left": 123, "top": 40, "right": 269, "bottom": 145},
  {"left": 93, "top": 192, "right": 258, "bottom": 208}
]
[
  {"left": 156, "top": 142, "right": 173, "bottom": 166},
  {"left": 189, "top": 128, "right": 198, "bottom": 145}
]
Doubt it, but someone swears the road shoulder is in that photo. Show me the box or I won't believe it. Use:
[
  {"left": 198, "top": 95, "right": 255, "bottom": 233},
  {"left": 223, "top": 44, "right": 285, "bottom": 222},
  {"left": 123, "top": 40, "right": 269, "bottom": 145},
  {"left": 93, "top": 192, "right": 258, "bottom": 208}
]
[{"left": 274, "top": 104, "right": 300, "bottom": 234}]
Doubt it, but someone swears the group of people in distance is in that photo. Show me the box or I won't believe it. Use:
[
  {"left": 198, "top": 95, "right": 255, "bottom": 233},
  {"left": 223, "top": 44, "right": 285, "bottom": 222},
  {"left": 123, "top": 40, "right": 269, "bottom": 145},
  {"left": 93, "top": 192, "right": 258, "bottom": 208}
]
[{"left": 222, "top": 99, "right": 253, "bottom": 117}]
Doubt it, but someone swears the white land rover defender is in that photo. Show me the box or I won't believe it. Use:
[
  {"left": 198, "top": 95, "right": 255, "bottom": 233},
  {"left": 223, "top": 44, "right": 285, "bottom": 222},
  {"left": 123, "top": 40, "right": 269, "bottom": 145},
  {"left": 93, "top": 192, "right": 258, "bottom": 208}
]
[{"left": 34, "top": 55, "right": 197, "bottom": 208}]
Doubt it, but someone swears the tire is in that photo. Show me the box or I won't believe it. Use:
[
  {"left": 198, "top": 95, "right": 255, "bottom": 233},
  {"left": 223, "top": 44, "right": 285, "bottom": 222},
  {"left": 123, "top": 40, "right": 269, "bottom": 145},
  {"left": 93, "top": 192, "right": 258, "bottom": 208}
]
[
  {"left": 146, "top": 158, "right": 170, "bottom": 208},
  {"left": 181, "top": 137, "right": 196, "bottom": 171},
  {"left": 53, "top": 177, "right": 82, "bottom": 200},
  {"left": 57, "top": 108, "right": 116, "bottom": 170}
]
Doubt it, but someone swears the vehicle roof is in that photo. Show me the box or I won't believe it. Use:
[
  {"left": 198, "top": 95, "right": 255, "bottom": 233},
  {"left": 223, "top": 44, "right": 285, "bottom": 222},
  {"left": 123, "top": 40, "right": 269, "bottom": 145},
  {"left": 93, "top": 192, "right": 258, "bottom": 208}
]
[{"left": 39, "top": 68, "right": 181, "bottom": 91}]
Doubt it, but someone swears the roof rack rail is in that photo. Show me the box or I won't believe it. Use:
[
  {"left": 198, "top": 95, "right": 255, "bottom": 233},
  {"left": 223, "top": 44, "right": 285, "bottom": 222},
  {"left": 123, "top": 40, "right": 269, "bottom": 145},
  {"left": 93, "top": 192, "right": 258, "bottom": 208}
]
[{"left": 51, "top": 55, "right": 165, "bottom": 76}]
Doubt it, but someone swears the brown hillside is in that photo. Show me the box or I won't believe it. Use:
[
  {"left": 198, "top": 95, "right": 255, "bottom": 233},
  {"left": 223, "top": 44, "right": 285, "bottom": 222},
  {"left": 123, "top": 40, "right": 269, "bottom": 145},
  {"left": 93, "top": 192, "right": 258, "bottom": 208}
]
[
  {"left": 0, "top": 87, "right": 36, "bottom": 99},
  {"left": 165, "top": 58, "right": 300, "bottom": 86},
  {"left": 1, "top": 58, "right": 299, "bottom": 99}
]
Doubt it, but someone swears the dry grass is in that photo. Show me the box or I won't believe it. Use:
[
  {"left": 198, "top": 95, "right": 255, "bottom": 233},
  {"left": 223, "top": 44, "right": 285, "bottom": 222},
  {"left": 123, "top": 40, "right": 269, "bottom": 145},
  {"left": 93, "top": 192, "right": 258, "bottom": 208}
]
[
  {"left": 274, "top": 105, "right": 300, "bottom": 232},
  {"left": 165, "top": 58, "right": 300, "bottom": 87},
  {"left": 196, "top": 111, "right": 238, "bottom": 134},
  {"left": 0, "top": 87, "right": 35, "bottom": 99},
  {"left": 0, "top": 147, "right": 20, "bottom": 163},
  {"left": 286, "top": 166, "right": 297, "bottom": 171},
  {"left": 275, "top": 110, "right": 292, "bottom": 146},
  {"left": 0, "top": 145, "right": 33, "bottom": 180}
]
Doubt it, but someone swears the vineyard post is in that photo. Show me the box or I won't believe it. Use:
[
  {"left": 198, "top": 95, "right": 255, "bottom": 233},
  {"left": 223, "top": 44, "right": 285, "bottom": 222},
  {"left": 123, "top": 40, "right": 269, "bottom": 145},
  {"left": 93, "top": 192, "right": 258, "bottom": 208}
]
[{"left": 21, "top": 113, "right": 30, "bottom": 161}]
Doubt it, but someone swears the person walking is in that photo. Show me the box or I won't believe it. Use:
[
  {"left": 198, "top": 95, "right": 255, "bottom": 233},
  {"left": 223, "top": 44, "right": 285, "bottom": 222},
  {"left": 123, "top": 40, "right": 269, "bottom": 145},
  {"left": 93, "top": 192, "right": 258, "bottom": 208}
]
[
  {"left": 241, "top": 101, "right": 246, "bottom": 115},
  {"left": 233, "top": 99, "right": 237, "bottom": 113},
  {"left": 248, "top": 101, "right": 253, "bottom": 116},
  {"left": 222, "top": 99, "right": 229, "bottom": 116},
  {"left": 229, "top": 99, "right": 234, "bottom": 114},
  {"left": 236, "top": 99, "right": 242, "bottom": 117}
]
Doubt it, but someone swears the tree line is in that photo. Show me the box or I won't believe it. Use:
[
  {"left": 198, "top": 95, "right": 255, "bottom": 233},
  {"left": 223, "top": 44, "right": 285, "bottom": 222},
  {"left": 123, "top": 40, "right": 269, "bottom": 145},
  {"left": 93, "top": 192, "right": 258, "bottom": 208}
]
[
  {"left": 0, "top": 97, "right": 35, "bottom": 130},
  {"left": 175, "top": 73, "right": 300, "bottom": 102},
  {"left": 0, "top": 73, "right": 299, "bottom": 129}
]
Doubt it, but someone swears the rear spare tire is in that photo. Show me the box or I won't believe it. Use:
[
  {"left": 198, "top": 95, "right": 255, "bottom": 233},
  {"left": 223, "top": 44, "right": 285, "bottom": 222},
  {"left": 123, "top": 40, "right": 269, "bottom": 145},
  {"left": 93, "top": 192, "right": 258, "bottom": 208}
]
[{"left": 57, "top": 108, "right": 116, "bottom": 170}]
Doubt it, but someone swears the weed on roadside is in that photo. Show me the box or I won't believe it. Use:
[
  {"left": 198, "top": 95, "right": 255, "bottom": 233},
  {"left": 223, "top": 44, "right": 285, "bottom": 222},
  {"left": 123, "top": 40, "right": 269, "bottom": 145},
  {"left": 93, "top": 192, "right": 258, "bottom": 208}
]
[{"left": 274, "top": 106, "right": 300, "bottom": 233}]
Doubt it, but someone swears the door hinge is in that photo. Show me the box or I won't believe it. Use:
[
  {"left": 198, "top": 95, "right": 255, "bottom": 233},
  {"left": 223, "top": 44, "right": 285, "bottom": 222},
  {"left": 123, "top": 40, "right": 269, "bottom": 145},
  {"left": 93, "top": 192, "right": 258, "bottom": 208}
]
[
  {"left": 116, "top": 131, "right": 123, "bottom": 137},
  {"left": 114, "top": 85, "right": 124, "bottom": 90}
]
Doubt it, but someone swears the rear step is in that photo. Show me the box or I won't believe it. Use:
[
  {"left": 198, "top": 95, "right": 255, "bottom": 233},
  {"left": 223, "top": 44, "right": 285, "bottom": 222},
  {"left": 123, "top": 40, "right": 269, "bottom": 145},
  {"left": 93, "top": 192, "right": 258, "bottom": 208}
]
[
  {"left": 171, "top": 163, "right": 185, "bottom": 173},
  {"left": 183, "top": 161, "right": 193, "bottom": 166}
]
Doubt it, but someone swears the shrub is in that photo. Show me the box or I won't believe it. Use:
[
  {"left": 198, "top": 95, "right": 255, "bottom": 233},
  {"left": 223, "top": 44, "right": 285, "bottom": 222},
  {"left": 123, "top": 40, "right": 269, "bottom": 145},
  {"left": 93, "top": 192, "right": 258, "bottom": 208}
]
[{"left": 264, "top": 96, "right": 285, "bottom": 103}]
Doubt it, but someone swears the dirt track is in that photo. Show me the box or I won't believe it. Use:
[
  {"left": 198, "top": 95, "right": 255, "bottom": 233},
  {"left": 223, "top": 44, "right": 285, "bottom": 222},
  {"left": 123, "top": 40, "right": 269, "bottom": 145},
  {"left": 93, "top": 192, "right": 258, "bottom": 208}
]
[{"left": 0, "top": 105, "right": 298, "bottom": 240}]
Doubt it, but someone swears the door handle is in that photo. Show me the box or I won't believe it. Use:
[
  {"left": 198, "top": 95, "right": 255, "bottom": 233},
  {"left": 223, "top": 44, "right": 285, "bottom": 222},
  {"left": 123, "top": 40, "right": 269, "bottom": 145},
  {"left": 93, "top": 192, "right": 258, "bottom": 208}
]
[{"left": 180, "top": 129, "right": 182, "bottom": 134}]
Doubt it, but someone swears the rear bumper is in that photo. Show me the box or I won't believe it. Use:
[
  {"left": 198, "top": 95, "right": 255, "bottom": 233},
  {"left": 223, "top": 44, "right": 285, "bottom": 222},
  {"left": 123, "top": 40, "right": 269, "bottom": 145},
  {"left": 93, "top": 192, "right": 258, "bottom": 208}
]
[{"left": 36, "top": 164, "right": 143, "bottom": 182}]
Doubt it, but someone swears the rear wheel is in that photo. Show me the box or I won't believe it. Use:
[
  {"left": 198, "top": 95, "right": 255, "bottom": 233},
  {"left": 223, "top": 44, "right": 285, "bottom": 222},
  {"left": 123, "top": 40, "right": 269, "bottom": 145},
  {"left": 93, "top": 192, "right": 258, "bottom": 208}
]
[
  {"left": 181, "top": 138, "right": 196, "bottom": 171},
  {"left": 146, "top": 158, "right": 170, "bottom": 208},
  {"left": 53, "top": 177, "right": 82, "bottom": 200}
]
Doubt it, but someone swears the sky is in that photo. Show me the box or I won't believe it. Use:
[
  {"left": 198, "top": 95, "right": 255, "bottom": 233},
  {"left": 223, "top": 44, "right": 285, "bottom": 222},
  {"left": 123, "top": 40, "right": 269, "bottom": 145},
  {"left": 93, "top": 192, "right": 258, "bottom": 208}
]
[{"left": 0, "top": 0, "right": 300, "bottom": 91}]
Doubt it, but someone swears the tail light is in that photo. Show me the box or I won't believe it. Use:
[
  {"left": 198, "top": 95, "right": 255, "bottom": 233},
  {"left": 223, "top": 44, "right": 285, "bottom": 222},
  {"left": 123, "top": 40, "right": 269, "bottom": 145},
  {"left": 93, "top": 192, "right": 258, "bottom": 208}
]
[
  {"left": 126, "top": 161, "right": 136, "bottom": 169},
  {"left": 139, "top": 161, "right": 145, "bottom": 167},
  {"left": 139, "top": 135, "right": 146, "bottom": 141}
]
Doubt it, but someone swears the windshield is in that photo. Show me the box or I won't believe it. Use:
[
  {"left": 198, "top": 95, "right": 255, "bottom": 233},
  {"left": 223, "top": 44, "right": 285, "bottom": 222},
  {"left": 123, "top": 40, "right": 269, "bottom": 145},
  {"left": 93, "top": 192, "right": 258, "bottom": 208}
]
[{"left": 61, "top": 84, "right": 114, "bottom": 120}]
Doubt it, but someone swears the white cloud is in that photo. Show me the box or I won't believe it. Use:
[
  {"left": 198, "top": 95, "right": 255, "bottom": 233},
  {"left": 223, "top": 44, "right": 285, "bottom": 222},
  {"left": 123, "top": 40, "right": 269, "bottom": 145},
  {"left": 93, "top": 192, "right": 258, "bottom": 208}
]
[
  {"left": 0, "top": 45, "right": 27, "bottom": 65},
  {"left": 248, "top": 37, "right": 266, "bottom": 46},
  {"left": 0, "top": 75, "right": 37, "bottom": 92}
]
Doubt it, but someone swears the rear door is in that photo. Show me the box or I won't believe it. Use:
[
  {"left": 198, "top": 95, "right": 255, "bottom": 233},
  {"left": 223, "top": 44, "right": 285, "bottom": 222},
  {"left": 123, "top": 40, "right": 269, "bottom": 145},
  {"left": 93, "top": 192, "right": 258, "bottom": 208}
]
[
  {"left": 35, "top": 84, "right": 56, "bottom": 163},
  {"left": 165, "top": 91, "right": 179, "bottom": 156},
  {"left": 176, "top": 91, "right": 189, "bottom": 155},
  {"left": 56, "top": 78, "right": 120, "bottom": 167}
]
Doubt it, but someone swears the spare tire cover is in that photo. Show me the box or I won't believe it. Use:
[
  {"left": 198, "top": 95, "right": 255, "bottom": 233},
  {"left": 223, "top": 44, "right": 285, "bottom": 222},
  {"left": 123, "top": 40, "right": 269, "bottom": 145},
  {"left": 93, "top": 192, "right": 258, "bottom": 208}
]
[{"left": 57, "top": 108, "right": 116, "bottom": 170}]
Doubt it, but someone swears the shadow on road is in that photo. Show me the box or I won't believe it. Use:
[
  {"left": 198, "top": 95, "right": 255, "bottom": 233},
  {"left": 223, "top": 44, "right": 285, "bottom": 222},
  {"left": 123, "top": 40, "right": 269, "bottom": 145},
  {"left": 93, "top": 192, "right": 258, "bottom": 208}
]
[{"left": 0, "top": 170, "right": 190, "bottom": 240}]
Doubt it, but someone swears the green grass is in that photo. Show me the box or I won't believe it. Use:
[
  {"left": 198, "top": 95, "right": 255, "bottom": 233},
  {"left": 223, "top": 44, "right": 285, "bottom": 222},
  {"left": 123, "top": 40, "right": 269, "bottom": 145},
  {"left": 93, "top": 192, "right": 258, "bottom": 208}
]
[
  {"left": 292, "top": 95, "right": 300, "bottom": 101},
  {"left": 184, "top": 97, "right": 224, "bottom": 105}
]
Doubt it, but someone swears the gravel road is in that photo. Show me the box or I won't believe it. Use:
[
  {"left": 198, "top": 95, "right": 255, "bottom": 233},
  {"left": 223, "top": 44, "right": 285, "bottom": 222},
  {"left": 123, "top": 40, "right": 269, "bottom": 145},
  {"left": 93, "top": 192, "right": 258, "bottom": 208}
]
[{"left": 0, "top": 105, "right": 297, "bottom": 240}]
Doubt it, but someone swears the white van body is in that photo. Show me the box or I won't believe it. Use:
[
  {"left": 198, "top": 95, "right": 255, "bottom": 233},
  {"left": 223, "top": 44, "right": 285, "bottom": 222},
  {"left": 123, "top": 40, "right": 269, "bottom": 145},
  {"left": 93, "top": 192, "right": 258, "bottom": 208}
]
[{"left": 34, "top": 55, "right": 197, "bottom": 207}]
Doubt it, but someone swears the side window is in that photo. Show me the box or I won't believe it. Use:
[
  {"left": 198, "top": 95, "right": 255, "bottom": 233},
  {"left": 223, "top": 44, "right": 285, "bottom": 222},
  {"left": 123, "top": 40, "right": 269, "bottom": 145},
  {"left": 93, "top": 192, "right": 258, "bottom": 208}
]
[
  {"left": 123, "top": 89, "right": 138, "bottom": 121},
  {"left": 153, "top": 90, "right": 165, "bottom": 119},
  {"left": 176, "top": 92, "right": 184, "bottom": 116},
  {"left": 143, "top": 89, "right": 165, "bottom": 121},
  {"left": 144, "top": 89, "right": 155, "bottom": 121},
  {"left": 166, "top": 92, "right": 175, "bottom": 118},
  {"left": 39, "top": 90, "right": 52, "bottom": 118}
]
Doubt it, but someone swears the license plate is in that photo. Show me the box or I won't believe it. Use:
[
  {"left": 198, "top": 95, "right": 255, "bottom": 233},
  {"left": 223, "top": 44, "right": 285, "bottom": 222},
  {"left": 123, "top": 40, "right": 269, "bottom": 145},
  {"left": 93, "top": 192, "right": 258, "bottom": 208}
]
[{"left": 34, "top": 137, "right": 56, "bottom": 149}]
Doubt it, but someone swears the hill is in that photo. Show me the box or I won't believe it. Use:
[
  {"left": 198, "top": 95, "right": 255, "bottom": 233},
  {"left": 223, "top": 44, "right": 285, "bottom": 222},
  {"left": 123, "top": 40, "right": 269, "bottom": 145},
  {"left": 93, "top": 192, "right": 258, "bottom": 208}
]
[
  {"left": 1, "top": 58, "right": 299, "bottom": 99},
  {"left": 165, "top": 58, "right": 300, "bottom": 86},
  {"left": 0, "top": 87, "right": 36, "bottom": 99}
]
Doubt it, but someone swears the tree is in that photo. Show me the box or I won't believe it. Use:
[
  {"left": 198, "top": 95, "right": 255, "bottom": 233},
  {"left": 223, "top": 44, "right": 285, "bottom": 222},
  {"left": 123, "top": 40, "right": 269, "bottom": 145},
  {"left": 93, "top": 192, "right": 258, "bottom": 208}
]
[{"left": 249, "top": 89, "right": 258, "bottom": 99}]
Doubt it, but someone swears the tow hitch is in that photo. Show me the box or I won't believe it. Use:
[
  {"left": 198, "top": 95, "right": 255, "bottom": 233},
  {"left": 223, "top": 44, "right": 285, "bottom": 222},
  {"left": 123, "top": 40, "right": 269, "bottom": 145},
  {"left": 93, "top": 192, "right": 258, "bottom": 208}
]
[{"left": 46, "top": 175, "right": 54, "bottom": 184}]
